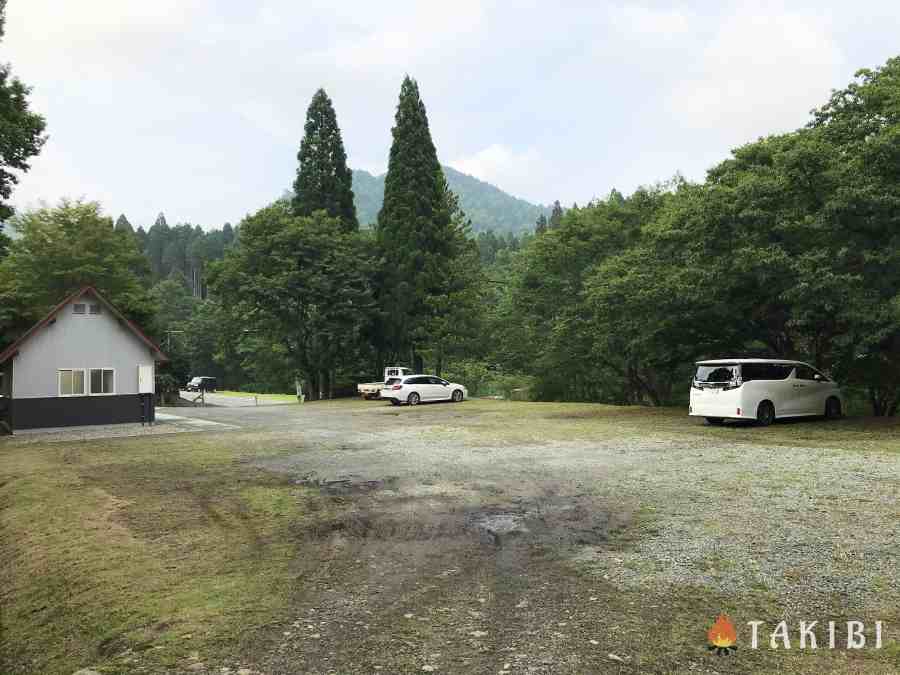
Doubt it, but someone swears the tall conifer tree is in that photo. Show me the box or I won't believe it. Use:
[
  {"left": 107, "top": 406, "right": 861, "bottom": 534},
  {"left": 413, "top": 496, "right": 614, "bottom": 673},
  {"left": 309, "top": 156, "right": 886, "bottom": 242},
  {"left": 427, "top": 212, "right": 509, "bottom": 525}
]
[
  {"left": 114, "top": 214, "right": 134, "bottom": 234},
  {"left": 548, "top": 200, "right": 563, "bottom": 229},
  {"left": 376, "top": 76, "right": 463, "bottom": 368},
  {"left": 292, "top": 88, "right": 357, "bottom": 231}
]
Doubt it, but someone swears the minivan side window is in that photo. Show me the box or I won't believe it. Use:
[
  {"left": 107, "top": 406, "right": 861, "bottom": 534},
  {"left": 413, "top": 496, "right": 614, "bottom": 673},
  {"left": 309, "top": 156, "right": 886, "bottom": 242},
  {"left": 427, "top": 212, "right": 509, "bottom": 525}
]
[
  {"left": 741, "top": 364, "right": 766, "bottom": 381},
  {"left": 741, "top": 364, "right": 793, "bottom": 381},
  {"left": 795, "top": 365, "right": 818, "bottom": 380}
]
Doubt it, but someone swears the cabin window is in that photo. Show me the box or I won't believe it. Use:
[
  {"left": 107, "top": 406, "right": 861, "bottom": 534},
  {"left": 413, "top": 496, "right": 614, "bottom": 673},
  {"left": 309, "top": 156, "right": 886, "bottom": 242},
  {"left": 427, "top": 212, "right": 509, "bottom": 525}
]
[
  {"left": 89, "top": 303, "right": 102, "bottom": 315},
  {"left": 59, "top": 369, "right": 86, "bottom": 396},
  {"left": 90, "top": 368, "right": 115, "bottom": 394},
  {"left": 73, "top": 303, "right": 86, "bottom": 315}
]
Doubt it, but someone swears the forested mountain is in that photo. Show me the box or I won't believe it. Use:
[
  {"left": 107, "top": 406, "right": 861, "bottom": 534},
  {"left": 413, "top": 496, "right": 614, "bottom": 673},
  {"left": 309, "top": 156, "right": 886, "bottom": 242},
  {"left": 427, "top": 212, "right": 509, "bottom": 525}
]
[
  {"left": 132, "top": 213, "right": 235, "bottom": 297},
  {"left": 352, "top": 165, "right": 549, "bottom": 233}
]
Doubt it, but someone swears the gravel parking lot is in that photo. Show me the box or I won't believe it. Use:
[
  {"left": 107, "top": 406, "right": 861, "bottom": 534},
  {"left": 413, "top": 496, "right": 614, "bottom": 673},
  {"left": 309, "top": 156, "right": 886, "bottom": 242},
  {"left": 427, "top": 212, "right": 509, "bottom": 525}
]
[
  {"left": 5, "top": 399, "right": 898, "bottom": 674},
  {"left": 167, "top": 399, "right": 900, "bottom": 673}
]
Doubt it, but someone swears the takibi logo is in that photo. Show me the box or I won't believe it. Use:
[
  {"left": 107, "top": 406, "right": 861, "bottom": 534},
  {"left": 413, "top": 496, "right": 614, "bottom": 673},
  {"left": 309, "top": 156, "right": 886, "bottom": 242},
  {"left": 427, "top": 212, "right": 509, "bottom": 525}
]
[
  {"left": 707, "top": 614, "right": 738, "bottom": 655},
  {"left": 706, "top": 614, "right": 886, "bottom": 654}
]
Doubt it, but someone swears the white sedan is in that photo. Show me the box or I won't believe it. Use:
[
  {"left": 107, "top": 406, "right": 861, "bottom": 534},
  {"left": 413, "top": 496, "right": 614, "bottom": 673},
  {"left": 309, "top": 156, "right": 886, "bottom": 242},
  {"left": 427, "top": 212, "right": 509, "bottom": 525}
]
[{"left": 380, "top": 374, "right": 468, "bottom": 406}]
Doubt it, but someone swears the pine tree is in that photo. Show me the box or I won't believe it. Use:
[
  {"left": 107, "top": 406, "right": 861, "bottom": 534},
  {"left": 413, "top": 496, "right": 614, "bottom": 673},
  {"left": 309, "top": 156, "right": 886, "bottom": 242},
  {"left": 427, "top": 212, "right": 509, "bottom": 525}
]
[
  {"left": 548, "top": 200, "right": 563, "bottom": 229},
  {"left": 114, "top": 214, "right": 134, "bottom": 234},
  {"left": 292, "top": 88, "right": 357, "bottom": 231},
  {"left": 376, "top": 76, "right": 456, "bottom": 366},
  {"left": 222, "top": 222, "right": 235, "bottom": 247},
  {"left": 535, "top": 213, "right": 548, "bottom": 235}
]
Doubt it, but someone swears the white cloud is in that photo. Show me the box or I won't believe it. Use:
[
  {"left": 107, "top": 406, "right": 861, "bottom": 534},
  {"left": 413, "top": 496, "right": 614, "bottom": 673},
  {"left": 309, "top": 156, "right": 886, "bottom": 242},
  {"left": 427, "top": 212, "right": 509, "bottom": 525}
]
[
  {"left": 666, "top": 7, "right": 845, "bottom": 143},
  {"left": 311, "top": 1, "right": 488, "bottom": 72},
  {"left": 4, "top": 0, "right": 209, "bottom": 76},
  {"left": 610, "top": 4, "right": 691, "bottom": 38},
  {"left": 449, "top": 144, "right": 549, "bottom": 203}
]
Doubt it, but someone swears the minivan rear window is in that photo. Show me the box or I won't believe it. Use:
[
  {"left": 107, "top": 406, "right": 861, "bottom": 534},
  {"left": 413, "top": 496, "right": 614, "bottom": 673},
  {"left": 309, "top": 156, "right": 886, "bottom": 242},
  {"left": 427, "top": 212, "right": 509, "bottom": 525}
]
[{"left": 694, "top": 365, "right": 737, "bottom": 383}]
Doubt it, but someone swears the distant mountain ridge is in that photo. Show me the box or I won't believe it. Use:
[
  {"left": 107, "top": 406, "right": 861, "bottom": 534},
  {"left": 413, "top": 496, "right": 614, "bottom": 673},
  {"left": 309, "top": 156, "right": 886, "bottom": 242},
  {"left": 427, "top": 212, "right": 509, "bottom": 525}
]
[{"left": 352, "top": 165, "right": 549, "bottom": 234}]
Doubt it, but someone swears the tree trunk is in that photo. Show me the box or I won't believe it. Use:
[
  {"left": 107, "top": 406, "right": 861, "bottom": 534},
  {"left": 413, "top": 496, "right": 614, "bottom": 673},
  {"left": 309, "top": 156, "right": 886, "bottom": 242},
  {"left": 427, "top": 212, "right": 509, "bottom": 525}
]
[
  {"left": 410, "top": 345, "right": 423, "bottom": 374},
  {"left": 306, "top": 373, "right": 317, "bottom": 401},
  {"left": 328, "top": 369, "right": 335, "bottom": 400},
  {"left": 870, "top": 388, "right": 885, "bottom": 416}
]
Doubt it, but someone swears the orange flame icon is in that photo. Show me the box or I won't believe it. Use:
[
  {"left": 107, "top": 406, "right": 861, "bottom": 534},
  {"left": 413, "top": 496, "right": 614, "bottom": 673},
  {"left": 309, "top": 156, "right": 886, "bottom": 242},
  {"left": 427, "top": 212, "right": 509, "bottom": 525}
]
[{"left": 707, "top": 614, "right": 737, "bottom": 655}]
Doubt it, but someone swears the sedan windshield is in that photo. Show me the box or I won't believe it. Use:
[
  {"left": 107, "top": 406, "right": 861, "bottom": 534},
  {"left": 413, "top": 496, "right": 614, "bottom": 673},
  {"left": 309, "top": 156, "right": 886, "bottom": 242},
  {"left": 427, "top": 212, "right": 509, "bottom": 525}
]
[{"left": 694, "top": 364, "right": 738, "bottom": 383}]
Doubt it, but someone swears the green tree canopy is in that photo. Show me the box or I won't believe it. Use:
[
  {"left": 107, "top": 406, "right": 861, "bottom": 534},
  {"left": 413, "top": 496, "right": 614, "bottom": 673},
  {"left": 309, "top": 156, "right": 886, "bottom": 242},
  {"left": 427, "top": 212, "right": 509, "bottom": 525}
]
[
  {"left": 210, "top": 200, "right": 374, "bottom": 399},
  {"left": 0, "top": 201, "right": 155, "bottom": 348},
  {"left": 114, "top": 213, "right": 134, "bottom": 234},
  {"left": 0, "top": 0, "right": 47, "bottom": 222}
]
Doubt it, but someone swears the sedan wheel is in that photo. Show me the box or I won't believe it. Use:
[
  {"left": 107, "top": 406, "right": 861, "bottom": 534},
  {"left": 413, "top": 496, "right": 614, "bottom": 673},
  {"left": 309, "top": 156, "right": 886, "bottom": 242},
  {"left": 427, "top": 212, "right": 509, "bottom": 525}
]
[
  {"left": 451, "top": 389, "right": 463, "bottom": 403},
  {"left": 407, "top": 392, "right": 420, "bottom": 406},
  {"left": 756, "top": 401, "right": 775, "bottom": 427}
]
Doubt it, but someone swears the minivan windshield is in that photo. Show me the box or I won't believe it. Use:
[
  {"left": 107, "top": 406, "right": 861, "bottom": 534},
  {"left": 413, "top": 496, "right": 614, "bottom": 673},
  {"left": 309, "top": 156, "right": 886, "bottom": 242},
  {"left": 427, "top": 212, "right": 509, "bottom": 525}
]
[{"left": 694, "top": 364, "right": 738, "bottom": 383}]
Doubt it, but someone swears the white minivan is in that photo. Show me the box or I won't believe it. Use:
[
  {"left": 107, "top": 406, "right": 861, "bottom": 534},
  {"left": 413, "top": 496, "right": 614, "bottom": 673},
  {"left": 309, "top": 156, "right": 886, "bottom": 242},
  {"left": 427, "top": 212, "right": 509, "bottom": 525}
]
[{"left": 689, "top": 359, "right": 843, "bottom": 426}]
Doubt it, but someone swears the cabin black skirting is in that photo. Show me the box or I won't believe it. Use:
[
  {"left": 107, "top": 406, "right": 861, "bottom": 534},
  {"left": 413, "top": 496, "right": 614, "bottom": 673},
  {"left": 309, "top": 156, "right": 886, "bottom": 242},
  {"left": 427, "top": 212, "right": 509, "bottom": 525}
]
[{"left": 10, "top": 394, "right": 155, "bottom": 430}]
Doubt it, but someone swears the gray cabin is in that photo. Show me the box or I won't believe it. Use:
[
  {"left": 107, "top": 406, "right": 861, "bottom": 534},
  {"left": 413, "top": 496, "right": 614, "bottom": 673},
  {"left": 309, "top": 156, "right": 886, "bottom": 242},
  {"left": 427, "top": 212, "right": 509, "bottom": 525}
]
[{"left": 0, "top": 286, "right": 167, "bottom": 433}]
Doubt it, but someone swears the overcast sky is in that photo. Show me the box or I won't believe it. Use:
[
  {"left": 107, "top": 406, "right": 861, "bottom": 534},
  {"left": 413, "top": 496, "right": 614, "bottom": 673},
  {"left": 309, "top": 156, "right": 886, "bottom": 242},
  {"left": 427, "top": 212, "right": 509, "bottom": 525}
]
[{"left": 5, "top": 1, "right": 899, "bottom": 229}]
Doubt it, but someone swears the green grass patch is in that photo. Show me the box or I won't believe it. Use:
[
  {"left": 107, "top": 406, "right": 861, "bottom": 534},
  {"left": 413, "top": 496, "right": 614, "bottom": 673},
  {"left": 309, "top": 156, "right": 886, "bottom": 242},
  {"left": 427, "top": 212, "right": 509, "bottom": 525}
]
[
  {"left": 0, "top": 434, "right": 336, "bottom": 674},
  {"left": 214, "top": 390, "right": 299, "bottom": 402},
  {"left": 447, "top": 399, "right": 900, "bottom": 453}
]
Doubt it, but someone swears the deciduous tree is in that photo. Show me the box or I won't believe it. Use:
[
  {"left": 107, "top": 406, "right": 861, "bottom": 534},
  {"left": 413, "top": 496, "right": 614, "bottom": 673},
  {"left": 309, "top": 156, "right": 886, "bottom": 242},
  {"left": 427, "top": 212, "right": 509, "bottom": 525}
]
[
  {"left": 0, "top": 201, "right": 155, "bottom": 348},
  {"left": 0, "top": 0, "right": 47, "bottom": 222}
]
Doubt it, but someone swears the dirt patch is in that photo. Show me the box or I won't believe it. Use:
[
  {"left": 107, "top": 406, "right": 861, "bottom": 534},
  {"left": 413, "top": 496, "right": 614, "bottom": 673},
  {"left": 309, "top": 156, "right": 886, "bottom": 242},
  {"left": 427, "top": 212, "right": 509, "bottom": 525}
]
[
  {"left": 295, "top": 472, "right": 400, "bottom": 495},
  {"left": 293, "top": 482, "right": 631, "bottom": 556}
]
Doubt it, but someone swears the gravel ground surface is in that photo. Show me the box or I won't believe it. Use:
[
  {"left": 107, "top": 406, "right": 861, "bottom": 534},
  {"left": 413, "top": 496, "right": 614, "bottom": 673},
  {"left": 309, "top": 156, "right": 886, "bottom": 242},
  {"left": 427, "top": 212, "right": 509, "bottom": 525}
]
[
  {"left": 159, "top": 399, "right": 899, "bottom": 673},
  {"left": 254, "top": 423, "right": 900, "bottom": 615},
  {"left": 0, "top": 412, "right": 236, "bottom": 443},
  {"left": 14, "top": 399, "right": 894, "bottom": 673}
]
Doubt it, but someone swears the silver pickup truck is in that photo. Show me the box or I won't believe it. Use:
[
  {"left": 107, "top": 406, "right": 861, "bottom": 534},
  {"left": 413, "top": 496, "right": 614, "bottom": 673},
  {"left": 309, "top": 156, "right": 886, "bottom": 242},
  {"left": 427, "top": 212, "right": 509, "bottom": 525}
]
[{"left": 357, "top": 366, "right": 413, "bottom": 399}]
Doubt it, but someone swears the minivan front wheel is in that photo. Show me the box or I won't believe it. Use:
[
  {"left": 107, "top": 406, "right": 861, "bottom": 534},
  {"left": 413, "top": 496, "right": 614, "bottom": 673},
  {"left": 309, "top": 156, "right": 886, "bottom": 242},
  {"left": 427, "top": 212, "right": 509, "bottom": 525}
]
[
  {"left": 825, "top": 397, "right": 842, "bottom": 420},
  {"left": 756, "top": 401, "right": 775, "bottom": 427}
]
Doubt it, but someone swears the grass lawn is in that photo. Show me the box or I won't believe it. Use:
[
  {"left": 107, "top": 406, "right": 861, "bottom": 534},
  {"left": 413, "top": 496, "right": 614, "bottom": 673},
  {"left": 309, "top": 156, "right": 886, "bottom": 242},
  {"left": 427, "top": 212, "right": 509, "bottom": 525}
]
[
  {"left": 212, "top": 390, "right": 299, "bottom": 402},
  {"left": 1, "top": 400, "right": 898, "bottom": 674},
  {"left": 452, "top": 399, "right": 900, "bottom": 454}
]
